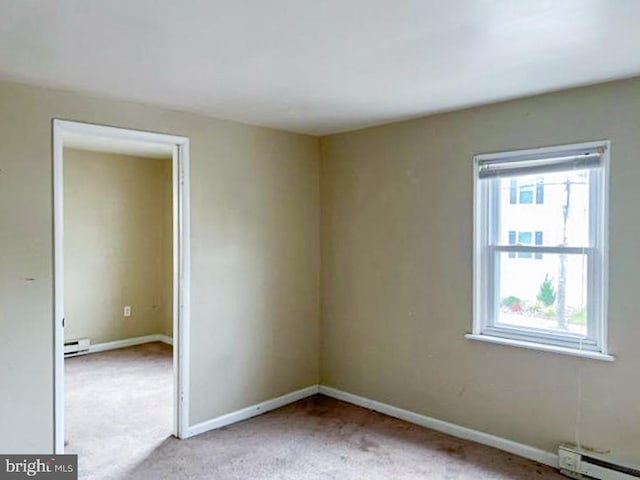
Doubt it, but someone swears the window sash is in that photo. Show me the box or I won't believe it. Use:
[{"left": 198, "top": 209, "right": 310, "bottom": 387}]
[{"left": 486, "top": 248, "right": 595, "bottom": 343}]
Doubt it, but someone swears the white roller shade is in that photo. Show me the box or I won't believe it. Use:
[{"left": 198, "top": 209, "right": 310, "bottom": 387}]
[{"left": 478, "top": 150, "right": 603, "bottom": 179}]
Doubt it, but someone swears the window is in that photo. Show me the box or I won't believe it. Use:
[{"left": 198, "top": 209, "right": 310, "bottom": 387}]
[
  {"left": 470, "top": 141, "right": 611, "bottom": 360},
  {"left": 509, "top": 177, "right": 544, "bottom": 204}
]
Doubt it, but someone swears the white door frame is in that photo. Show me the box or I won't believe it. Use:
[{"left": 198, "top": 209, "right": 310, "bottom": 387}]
[{"left": 52, "top": 119, "right": 191, "bottom": 453}]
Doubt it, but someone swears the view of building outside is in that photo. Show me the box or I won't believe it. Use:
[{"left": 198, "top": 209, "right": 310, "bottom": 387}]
[{"left": 497, "top": 169, "right": 590, "bottom": 336}]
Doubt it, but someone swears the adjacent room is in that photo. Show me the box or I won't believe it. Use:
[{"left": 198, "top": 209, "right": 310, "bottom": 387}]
[
  {"left": 1, "top": 1, "right": 639, "bottom": 480},
  {"left": 62, "top": 141, "right": 175, "bottom": 478}
]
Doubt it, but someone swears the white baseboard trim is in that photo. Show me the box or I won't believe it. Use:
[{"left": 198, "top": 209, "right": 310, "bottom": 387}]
[
  {"left": 186, "top": 385, "right": 319, "bottom": 438},
  {"left": 318, "top": 385, "right": 559, "bottom": 469},
  {"left": 179, "top": 383, "right": 558, "bottom": 469},
  {"left": 89, "top": 333, "right": 173, "bottom": 353}
]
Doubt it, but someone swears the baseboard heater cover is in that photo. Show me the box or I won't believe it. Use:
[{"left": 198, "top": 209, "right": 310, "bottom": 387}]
[
  {"left": 64, "top": 337, "right": 90, "bottom": 357},
  {"left": 559, "top": 445, "right": 640, "bottom": 480}
]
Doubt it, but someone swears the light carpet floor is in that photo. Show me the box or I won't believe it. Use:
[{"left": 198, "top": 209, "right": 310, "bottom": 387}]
[{"left": 66, "top": 342, "right": 564, "bottom": 479}]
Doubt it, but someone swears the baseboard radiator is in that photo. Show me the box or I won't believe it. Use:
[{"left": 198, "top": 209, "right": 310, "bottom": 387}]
[
  {"left": 559, "top": 445, "right": 640, "bottom": 480},
  {"left": 64, "top": 337, "right": 90, "bottom": 357}
]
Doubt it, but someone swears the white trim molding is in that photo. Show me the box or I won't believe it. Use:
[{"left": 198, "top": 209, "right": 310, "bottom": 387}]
[
  {"left": 52, "top": 119, "right": 191, "bottom": 453},
  {"left": 318, "top": 385, "right": 559, "bottom": 469},
  {"left": 186, "top": 386, "right": 319, "bottom": 438},
  {"left": 88, "top": 334, "right": 173, "bottom": 354},
  {"left": 465, "top": 334, "right": 614, "bottom": 361},
  {"left": 184, "top": 383, "right": 558, "bottom": 470}
]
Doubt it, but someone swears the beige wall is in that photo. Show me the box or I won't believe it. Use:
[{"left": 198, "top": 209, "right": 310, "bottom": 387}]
[
  {"left": 320, "top": 77, "right": 640, "bottom": 461},
  {"left": 0, "top": 80, "right": 320, "bottom": 453},
  {"left": 3, "top": 73, "right": 638, "bottom": 460},
  {"left": 63, "top": 149, "right": 172, "bottom": 344}
]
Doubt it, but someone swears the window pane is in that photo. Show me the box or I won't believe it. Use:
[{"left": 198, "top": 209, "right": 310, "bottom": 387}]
[
  {"left": 519, "top": 185, "right": 533, "bottom": 204},
  {"left": 508, "top": 231, "right": 516, "bottom": 258},
  {"left": 499, "top": 170, "right": 590, "bottom": 247},
  {"left": 497, "top": 252, "right": 588, "bottom": 337},
  {"left": 517, "top": 231, "right": 533, "bottom": 258},
  {"left": 535, "top": 177, "right": 544, "bottom": 204},
  {"left": 535, "top": 231, "right": 543, "bottom": 245},
  {"left": 534, "top": 232, "right": 543, "bottom": 259},
  {"left": 517, "top": 231, "right": 532, "bottom": 244}
]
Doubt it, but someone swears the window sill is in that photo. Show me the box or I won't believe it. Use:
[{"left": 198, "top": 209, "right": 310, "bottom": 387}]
[{"left": 464, "top": 334, "right": 615, "bottom": 362}]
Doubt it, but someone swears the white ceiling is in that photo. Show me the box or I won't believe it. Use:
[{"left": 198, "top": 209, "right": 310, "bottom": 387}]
[
  {"left": 64, "top": 131, "right": 173, "bottom": 159},
  {"left": 1, "top": 1, "right": 639, "bottom": 135}
]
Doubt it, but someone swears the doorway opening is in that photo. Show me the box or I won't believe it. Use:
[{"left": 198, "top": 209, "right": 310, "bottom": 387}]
[{"left": 52, "top": 120, "right": 191, "bottom": 456}]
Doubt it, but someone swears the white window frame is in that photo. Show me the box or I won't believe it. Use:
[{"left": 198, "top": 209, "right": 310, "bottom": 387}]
[{"left": 468, "top": 140, "right": 613, "bottom": 361}]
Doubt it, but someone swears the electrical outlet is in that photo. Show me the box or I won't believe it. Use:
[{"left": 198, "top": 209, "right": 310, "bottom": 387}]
[
  {"left": 123, "top": 305, "right": 132, "bottom": 317},
  {"left": 558, "top": 448, "right": 581, "bottom": 473}
]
